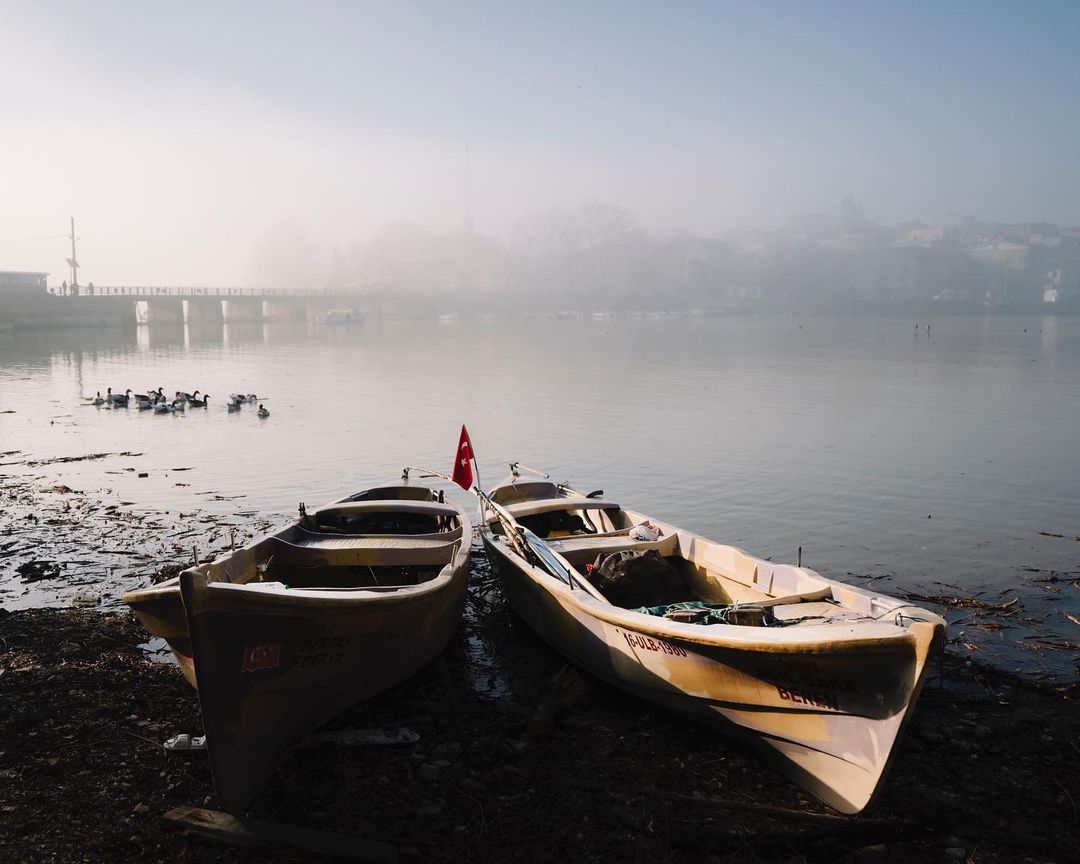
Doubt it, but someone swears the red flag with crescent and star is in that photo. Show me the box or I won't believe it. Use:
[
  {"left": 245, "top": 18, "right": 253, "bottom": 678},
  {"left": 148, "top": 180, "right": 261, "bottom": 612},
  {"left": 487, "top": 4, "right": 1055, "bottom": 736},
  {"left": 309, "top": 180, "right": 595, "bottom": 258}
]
[{"left": 451, "top": 425, "right": 475, "bottom": 491}]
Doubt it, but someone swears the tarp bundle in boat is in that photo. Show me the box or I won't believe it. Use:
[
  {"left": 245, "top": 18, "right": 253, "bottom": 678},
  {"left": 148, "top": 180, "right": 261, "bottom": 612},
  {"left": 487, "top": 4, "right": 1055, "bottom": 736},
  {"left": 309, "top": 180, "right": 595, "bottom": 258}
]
[{"left": 587, "top": 549, "right": 695, "bottom": 608}]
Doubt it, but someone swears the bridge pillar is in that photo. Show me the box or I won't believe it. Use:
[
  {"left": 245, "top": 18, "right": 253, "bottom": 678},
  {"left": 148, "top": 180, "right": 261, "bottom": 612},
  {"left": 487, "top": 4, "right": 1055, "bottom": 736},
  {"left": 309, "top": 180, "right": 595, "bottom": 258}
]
[
  {"left": 185, "top": 298, "right": 224, "bottom": 324},
  {"left": 146, "top": 298, "right": 185, "bottom": 326},
  {"left": 224, "top": 299, "right": 264, "bottom": 323},
  {"left": 265, "top": 299, "right": 307, "bottom": 321}
]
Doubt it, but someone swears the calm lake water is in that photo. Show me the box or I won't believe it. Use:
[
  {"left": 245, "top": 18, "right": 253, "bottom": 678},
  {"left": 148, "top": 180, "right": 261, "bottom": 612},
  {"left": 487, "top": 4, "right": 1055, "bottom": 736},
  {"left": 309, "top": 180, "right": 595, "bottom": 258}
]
[{"left": 1, "top": 313, "right": 1078, "bottom": 680}]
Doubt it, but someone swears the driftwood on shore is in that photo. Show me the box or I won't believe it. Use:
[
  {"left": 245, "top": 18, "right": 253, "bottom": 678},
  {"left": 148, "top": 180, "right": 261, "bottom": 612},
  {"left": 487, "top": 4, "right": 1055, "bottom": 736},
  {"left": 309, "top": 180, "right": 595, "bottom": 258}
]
[{"left": 163, "top": 806, "right": 398, "bottom": 863}]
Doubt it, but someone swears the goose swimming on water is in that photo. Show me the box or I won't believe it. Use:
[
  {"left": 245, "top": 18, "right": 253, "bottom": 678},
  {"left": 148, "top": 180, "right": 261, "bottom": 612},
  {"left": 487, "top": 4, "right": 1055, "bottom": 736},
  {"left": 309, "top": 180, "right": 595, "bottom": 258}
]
[
  {"left": 189, "top": 394, "right": 209, "bottom": 408},
  {"left": 154, "top": 401, "right": 176, "bottom": 414},
  {"left": 92, "top": 391, "right": 105, "bottom": 406},
  {"left": 227, "top": 399, "right": 241, "bottom": 413},
  {"left": 257, "top": 403, "right": 270, "bottom": 418}
]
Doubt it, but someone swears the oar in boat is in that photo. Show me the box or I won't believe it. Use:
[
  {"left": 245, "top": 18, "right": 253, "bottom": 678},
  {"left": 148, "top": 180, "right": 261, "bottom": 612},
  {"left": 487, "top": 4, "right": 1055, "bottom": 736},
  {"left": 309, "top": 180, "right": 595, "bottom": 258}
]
[{"left": 402, "top": 465, "right": 604, "bottom": 600}]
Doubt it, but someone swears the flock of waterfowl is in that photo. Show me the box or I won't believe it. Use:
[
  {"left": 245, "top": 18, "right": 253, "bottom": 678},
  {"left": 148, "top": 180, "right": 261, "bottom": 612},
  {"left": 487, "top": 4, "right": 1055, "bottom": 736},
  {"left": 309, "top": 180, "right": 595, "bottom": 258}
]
[{"left": 87, "top": 388, "right": 269, "bottom": 417}]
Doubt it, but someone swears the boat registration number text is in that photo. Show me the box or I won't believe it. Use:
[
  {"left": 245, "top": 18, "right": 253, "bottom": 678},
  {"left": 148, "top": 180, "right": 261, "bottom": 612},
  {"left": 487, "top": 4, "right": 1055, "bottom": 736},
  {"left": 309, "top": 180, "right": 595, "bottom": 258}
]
[{"left": 622, "top": 631, "right": 687, "bottom": 657}]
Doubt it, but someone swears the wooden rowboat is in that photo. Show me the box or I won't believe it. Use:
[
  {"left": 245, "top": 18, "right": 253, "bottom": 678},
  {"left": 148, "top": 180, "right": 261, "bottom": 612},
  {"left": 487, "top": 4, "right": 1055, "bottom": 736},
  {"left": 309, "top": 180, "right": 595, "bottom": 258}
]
[
  {"left": 124, "top": 482, "right": 471, "bottom": 813},
  {"left": 480, "top": 474, "right": 945, "bottom": 814}
]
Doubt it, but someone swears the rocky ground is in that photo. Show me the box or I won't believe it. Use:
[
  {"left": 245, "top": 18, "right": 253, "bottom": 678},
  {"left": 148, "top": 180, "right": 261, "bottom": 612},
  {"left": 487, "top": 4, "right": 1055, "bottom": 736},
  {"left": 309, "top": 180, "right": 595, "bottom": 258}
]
[{"left": 2, "top": 565, "right": 1078, "bottom": 864}]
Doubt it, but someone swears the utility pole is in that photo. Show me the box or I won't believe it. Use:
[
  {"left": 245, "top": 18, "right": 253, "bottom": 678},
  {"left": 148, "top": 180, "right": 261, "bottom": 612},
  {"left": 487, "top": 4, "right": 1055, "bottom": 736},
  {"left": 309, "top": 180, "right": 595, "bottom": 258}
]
[{"left": 67, "top": 217, "right": 80, "bottom": 289}]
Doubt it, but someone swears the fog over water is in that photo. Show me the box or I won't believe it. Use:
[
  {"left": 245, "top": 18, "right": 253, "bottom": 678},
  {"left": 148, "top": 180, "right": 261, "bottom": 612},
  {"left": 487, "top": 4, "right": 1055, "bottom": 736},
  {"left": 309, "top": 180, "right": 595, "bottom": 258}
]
[{"left": 4, "top": 2, "right": 1080, "bottom": 288}]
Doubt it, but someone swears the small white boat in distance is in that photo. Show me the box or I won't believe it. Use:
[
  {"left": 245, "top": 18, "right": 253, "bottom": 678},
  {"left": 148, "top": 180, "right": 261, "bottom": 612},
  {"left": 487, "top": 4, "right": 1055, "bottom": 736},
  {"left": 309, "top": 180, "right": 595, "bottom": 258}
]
[
  {"left": 480, "top": 473, "right": 945, "bottom": 815},
  {"left": 319, "top": 308, "right": 364, "bottom": 325}
]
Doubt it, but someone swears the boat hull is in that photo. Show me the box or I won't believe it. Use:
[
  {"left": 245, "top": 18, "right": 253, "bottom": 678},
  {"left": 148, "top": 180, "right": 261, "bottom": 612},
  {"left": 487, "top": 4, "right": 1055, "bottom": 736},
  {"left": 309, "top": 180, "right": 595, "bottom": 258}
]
[
  {"left": 179, "top": 567, "right": 467, "bottom": 813},
  {"left": 483, "top": 532, "right": 941, "bottom": 814},
  {"left": 124, "top": 483, "right": 472, "bottom": 813}
]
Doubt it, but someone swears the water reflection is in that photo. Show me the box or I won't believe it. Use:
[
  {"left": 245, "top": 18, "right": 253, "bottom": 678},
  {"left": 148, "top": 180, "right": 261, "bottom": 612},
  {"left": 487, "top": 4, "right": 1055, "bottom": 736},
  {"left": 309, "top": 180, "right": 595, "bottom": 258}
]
[
  {"left": 187, "top": 318, "right": 225, "bottom": 346},
  {"left": 144, "top": 322, "right": 186, "bottom": 350},
  {"left": 222, "top": 321, "right": 264, "bottom": 345}
]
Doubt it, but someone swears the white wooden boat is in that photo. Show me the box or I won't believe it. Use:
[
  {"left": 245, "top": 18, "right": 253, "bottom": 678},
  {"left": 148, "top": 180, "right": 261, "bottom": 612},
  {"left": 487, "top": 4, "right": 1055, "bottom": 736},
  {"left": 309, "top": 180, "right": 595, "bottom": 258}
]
[
  {"left": 124, "top": 481, "right": 471, "bottom": 812},
  {"left": 480, "top": 474, "right": 945, "bottom": 814}
]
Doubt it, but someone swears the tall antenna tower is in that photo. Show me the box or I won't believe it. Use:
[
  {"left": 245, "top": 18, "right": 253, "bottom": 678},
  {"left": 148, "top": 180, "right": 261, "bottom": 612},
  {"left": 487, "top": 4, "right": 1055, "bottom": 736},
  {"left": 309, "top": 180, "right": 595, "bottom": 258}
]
[{"left": 66, "top": 217, "right": 80, "bottom": 288}]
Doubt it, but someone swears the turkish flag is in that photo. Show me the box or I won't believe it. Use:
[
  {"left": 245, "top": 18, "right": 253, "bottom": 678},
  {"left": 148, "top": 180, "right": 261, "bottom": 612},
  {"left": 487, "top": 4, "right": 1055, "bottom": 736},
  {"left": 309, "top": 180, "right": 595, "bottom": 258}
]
[{"left": 451, "top": 425, "right": 474, "bottom": 491}]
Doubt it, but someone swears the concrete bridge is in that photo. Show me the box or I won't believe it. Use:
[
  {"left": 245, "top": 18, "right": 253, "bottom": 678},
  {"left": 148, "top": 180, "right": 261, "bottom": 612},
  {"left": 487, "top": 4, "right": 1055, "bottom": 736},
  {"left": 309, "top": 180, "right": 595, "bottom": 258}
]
[{"left": 86, "top": 285, "right": 378, "bottom": 325}]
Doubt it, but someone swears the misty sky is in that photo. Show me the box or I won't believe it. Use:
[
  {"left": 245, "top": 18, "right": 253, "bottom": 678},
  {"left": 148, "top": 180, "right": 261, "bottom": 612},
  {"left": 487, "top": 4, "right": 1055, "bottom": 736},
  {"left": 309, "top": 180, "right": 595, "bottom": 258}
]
[{"left": 3, "top": 0, "right": 1079, "bottom": 285}]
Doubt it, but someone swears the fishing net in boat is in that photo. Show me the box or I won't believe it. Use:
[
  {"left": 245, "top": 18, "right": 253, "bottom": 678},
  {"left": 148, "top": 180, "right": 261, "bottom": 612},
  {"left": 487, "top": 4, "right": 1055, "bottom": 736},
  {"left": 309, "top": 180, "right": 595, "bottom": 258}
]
[
  {"left": 633, "top": 601, "right": 832, "bottom": 627},
  {"left": 633, "top": 601, "right": 774, "bottom": 625}
]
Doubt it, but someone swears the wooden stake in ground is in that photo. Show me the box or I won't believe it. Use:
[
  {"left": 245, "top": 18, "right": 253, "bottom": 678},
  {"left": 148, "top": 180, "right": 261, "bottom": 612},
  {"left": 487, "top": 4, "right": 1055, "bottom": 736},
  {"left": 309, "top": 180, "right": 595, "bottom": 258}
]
[{"left": 163, "top": 805, "right": 398, "bottom": 863}]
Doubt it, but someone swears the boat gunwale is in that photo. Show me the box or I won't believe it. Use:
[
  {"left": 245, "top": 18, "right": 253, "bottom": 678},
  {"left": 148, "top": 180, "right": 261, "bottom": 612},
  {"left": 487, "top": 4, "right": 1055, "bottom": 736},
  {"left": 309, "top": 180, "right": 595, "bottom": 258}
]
[
  {"left": 191, "top": 546, "right": 470, "bottom": 610},
  {"left": 124, "top": 484, "right": 473, "bottom": 609},
  {"left": 479, "top": 478, "right": 942, "bottom": 652}
]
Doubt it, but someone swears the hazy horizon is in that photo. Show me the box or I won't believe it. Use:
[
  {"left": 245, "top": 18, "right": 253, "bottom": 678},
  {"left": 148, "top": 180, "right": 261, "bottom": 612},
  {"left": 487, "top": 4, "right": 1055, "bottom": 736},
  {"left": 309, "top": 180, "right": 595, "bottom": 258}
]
[{"left": 4, "top": 0, "right": 1080, "bottom": 285}]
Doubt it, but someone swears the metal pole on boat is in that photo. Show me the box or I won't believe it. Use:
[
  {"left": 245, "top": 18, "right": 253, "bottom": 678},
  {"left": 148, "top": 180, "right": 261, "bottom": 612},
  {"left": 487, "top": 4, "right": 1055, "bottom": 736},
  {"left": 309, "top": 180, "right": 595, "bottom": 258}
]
[
  {"left": 509, "top": 462, "right": 550, "bottom": 479},
  {"left": 797, "top": 546, "right": 802, "bottom": 567}
]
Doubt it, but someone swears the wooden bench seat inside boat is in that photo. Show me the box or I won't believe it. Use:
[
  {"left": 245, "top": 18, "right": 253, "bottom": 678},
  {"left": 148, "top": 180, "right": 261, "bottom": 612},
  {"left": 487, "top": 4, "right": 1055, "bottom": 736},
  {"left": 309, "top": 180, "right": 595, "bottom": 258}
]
[
  {"left": 548, "top": 531, "right": 679, "bottom": 563},
  {"left": 490, "top": 480, "right": 566, "bottom": 505},
  {"left": 311, "top": 501, "right": 461, "bottom": 536},
  {"left": 277, "top": 564, "right": 446, "bottom": 590},
  {"left": 503, "top": 498, "right": 622, "bottom": 519},
  {"left": 252, "top": 538, "right": 460, "bottom": 589},
  {"left": 270, "top": 536, "right": 460, "bottom": 568},
  {"left": 291, "top": 524, "right": 464, "bottom": 545},
  {"left": 341, "top": 486, "right": 439, "bottom": 502},
  {"left": 770, "top": 600, "right": 871, "bottom": 625},
  {"left": 505, "top": 498, "right": 633, "bottom": 538}
]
